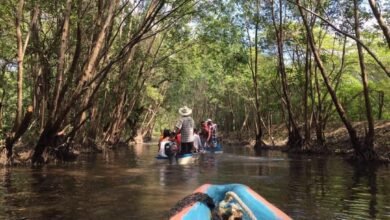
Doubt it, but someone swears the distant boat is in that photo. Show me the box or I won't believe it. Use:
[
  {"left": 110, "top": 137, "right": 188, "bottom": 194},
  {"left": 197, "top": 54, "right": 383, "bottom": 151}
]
[
  {"left": 169, "top": 183, "right": 291, "bottom": 220},
  {"left": 156, "top": 140, "right": 198, "bottom": 165},
  {"left": 155, "top": 153, "right": 198, "bottom": 165}
]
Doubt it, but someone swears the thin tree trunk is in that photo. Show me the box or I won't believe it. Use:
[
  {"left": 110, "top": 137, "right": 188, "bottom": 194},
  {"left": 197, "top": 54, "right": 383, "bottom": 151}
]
[
  {"left": 7, "top": 1, "right": 38, "bottom": 163},
  {"left": 268, "top": 112, "right": 275, "bottom": 146},
  {"left": 289, "top": 0, "right": 390, "bottom": 77},
  {"left": 303, "top": 43, "right": 311, "bottom": 148},
  {"left": 368, "top": 0, "right": 390, "bottom": 48},
  {"left": 14, "top": 0, "right": 25, "bottom": 128},
  {"left": 32, "top": 1, "right": 119, "bottom": 164},
  {"left": 296, "top": 0, "right": 363, "bottom": 153},
  {"left": 240, "top": 104, "right": 249, "bottom": 132},
  {"left": 52, "top": 0, "right": 72, "bottom": 118},
  {"left": 76, "top": 0, "right": 118, "bottom": 93},
  {"left": 4, "top": 106, "right": 33, "bottom": 164},
  {"left": 271, "top": 0, "right": 302, "bottom": 149},
  {"left": 252, "top": 0, "right": 263, "bottom": 148},
  {"left": 354, "top": 0, "right": 375, "bottom": 149},
  {"left": 313, "top": 65, "right": 325, "bottom": 146},
  {"left": 31, "top": 11, "right": 51, "bottom": 132},
  {"left": 0, "top": 92, "right": 4, "bottom": 130},
  {"left": 13, "top": 4, "right": 38, "bottom": 127},
  {"left": 377, "top": 91, "right": 384, "bottom": 120},
  {"left": 227, "top": 93, "right": 236, "bottom": 132},
  {"left": 322, "top": 36, "right": 348, "bottom": 125}
]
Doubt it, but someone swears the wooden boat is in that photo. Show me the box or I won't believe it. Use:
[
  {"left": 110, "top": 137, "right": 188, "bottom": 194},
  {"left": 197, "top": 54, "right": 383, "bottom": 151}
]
[
  {"left": 155, "top": 153, "right": 198, "bottom": 165},
  {"left": 169, "top": 183, "right": 291, "bottom": 220}
]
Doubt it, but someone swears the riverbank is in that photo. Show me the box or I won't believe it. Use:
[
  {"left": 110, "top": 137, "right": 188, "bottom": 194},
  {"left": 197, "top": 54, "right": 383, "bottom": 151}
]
[
  {"left": 1, "top": 121, "right": 388, "bottom": 165},
  {"left": 220, "top": 120, "right": 390, "bottom": 159}
]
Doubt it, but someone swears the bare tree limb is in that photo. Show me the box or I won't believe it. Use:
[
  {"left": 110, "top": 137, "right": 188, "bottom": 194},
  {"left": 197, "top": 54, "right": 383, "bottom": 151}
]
[
  {"left": 288, "top": 0, "right": 390, "bottom": 78},
  {"left": 368, "top": 0, "right": 390, "bottom": 48}
]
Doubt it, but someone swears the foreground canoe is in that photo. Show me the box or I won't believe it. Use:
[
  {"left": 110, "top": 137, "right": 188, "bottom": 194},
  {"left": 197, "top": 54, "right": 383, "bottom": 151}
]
[
  {"left": 155, "top": 153, "right": 198, "bottom": 165},
  {"left": 170, "top": 184, "right": 291, "bottom": 220}
]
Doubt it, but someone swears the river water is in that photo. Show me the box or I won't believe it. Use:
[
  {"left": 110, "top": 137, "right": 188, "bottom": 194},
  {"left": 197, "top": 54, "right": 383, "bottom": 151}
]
[{"left": 0, "top": 143, "right": 389, "bottom": 220}]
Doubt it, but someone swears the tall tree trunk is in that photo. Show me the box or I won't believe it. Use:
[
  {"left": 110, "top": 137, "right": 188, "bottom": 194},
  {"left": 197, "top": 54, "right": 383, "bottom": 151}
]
[
  {"left": 104, "top": 91, "right": 128, "bottom": 145},
  {"left": 303, "top": 43, "right": 311, "bottom": 148},
  {"left": 4, "top": 106, "right": 33, "bottom": 164},
  {"left": 368, "top": 0, "right": 390, "bottom": 48},
  {"left": 377, "top": 91, "right": 384, "bottom": 120},
  {"left": 313, "top": 65, "right": 325, "bottom": 146},
  {"left": 240, "top": 104, "right": 249, "bottom": 133},
  {"left": 354, "top": 0, "right": 375, "bottom": 150},
  {"left": 31, "top": 12, "right": 50, "bottom": 131},
  {"left": 75, "top": 0, "right": 118, "bottom": 94},
  {"left": 14, "top": 0, "right": 25, "bottom": 129},
  {"left": 4, "top": 1, "right": 38, "bottom": 163},
  {"left": 291, "top": 0, "right": 390, "bottom": 77},
  {"left": 271, "top": 0, "right": 302, "bottom": 149},
  {"left": 32, "top": 0, "right": 119, "bottom": 164},
  {"left": 251, "top": 0, "right": 264, "bottom": 149},
  {"left": 227, "top": 93, "right": 236, "bottom": 132},
  {"left": 0, "top": 92, "right": 4, "bottom": 130},
  {"left": 296, "top": 0, "right": 366, "bottom": 158},
  {"left": 52, "top": 0, "right": 72, "bottom": 118}
]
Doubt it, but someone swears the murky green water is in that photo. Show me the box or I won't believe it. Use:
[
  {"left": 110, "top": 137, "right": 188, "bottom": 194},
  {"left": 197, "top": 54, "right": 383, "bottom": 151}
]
[{"left": 0, "top": 143, "right": 389, "bottom": 219}]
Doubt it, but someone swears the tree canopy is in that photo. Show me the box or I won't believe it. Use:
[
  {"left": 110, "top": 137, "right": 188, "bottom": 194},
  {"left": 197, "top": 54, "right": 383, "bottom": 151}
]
[{"left": 0, "top": 0, "right": 389, "bottom": 165}]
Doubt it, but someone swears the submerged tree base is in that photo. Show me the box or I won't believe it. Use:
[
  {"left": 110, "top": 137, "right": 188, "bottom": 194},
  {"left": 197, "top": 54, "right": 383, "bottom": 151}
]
[
  {"left": 222, "top": 121, "right": 390, "bottom": 163},
  {"left": 0, "top": 144, "right": 80, "bottom": 167}
]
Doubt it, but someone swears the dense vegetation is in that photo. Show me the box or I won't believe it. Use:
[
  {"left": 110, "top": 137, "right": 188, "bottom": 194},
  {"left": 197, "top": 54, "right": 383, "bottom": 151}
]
[{"left": 0, "top": 0, "right": 389, "bottom": 166}]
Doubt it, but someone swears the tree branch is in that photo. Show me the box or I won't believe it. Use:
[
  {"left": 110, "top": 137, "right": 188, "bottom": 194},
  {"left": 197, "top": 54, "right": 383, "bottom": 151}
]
[{"left": 288, "top": 0, "right": 390, "bottom": 78}]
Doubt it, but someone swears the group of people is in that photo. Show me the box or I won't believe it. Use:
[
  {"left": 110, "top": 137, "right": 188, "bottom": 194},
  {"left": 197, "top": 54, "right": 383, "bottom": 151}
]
[
  {"left": 157, "top": 106, "right": 218, "bottom": 161},
  {"left": 200, "top": 119, "right": 218, "bottom": 149}
]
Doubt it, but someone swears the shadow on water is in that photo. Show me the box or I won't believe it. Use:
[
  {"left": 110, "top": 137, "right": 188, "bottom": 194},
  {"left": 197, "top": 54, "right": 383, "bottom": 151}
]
[{"left": 0, "top": 144, "right": 389, "bottom": 219}]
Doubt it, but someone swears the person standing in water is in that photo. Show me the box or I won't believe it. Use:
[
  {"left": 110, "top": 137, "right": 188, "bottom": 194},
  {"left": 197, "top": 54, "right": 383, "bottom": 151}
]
[
  {"left": 158, "top": 129, "right": 171, "bottom": 157},
  {"left": 206, "top": 119, "right": 217, "bottom": 147},
  {"left": 174, "top": 106, "right": 194, "bottom": 155},
  {"left": 200, "top": 121, "right": 210, "bottom": 148},
  {"left": 193, "top": 128, "right": 203, "bottom": 152}
]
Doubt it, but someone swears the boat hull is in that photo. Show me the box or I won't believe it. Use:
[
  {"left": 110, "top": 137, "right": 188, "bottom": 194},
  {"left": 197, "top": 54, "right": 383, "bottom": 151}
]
[
  {"left": 203, "top": 142, "right": 223, "bottom": 154},
  {"left": 155, "top": 153, "right": 197, "bottom": 165},
  {"left": 170, "top": 184, "right": 291, "bottom": 220}
]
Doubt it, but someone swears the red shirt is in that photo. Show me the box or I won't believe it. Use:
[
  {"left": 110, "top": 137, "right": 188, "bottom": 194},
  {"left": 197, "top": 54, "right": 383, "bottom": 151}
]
[{"left": 176, "top": 133, "right": 181, "bottom": 146}]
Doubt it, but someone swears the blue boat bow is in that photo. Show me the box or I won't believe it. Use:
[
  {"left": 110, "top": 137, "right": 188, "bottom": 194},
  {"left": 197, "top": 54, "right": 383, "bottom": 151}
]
[{"left": 170, "top": 183, "right": 291, "bottom": 220}]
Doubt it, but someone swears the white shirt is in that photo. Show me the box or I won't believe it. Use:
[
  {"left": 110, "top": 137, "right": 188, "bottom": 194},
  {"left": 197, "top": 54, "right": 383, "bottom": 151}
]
[
  {"left": 159, "top": 140, "right": 171, "bottom": 157},
  {"left": 193, "top": 134, "right": 202, "bottom": 150}
]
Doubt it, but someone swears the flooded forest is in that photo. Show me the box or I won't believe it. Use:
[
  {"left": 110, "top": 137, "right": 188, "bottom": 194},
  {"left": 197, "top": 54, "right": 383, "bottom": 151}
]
[
  {"left": 1, "top": 0, "right": 389, "bottom": 165},
  {"left": 0, "top": 0, "right": 389, "bottom": 219}
]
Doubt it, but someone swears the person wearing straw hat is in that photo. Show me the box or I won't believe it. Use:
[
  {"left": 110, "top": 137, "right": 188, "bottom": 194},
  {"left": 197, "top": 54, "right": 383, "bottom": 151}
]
[{"left": 175, "top": 106, "right": 195, "bottom": 155}]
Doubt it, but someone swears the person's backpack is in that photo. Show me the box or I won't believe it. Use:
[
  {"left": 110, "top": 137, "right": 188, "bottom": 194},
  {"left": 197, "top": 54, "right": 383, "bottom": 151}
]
[{"left": 164, "top": 142, "right": 178, "bottom": 156}]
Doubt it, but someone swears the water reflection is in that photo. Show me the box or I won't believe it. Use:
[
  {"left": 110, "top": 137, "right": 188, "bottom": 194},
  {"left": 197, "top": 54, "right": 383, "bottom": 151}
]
[
  {"left": 0, "top": 168, "right": 11, "bottom": 217},
  {"left": 131, "top": 143, "right": 145, "bottom": 156},
  {"left": 343, "top": 164, "right": 379, "bottom": 219},
  {"left": 0, "top": 145, "right": 389, "bottom": 219},
  {"left": 284, "top": 153, "right": 390, "bottom": 219},
  {"left": 1, "top": 167, "right": 11, "bottom": 188}
]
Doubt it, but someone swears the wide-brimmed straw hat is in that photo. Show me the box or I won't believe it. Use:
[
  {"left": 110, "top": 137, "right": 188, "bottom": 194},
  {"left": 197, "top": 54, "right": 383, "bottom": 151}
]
[{"left": 178, "top": 106, "right": 192, "bottom": 116}]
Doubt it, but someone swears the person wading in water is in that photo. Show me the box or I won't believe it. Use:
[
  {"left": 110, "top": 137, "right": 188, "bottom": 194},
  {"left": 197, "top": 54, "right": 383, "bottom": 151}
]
[{"left": 174, "top": 106, "right": 194, "bottom": 155}]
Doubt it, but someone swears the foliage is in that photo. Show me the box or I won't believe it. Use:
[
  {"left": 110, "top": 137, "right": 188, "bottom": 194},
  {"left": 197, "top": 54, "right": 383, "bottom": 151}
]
[{"left": 0, "top": 0, "right": 389, "bottom": 163}]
